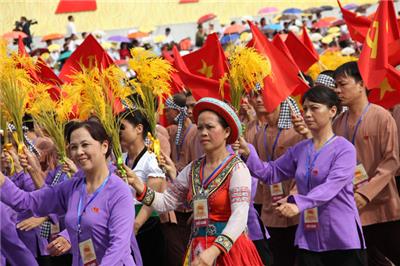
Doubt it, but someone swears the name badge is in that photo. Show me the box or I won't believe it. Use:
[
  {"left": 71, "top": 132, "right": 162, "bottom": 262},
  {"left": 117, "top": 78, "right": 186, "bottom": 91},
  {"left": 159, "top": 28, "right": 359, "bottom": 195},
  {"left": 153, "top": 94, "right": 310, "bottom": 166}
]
[
  {"left": 353, "top": 164, "right": 369, "bottom": 190},
  {"left": 193, "top": 193, "right": 209, "bottom": 227},
  {"left": 304, "top": 207, "right": 319, "bottom": 230},
  {"left": 79, "top": 238, "right": 98, "bottom": 266},
  {"left": 270, "top": 183, "right": 285, "bottom": 202},
  {"left": 50, "top": 222, "right": 60, "bottom": 240}
]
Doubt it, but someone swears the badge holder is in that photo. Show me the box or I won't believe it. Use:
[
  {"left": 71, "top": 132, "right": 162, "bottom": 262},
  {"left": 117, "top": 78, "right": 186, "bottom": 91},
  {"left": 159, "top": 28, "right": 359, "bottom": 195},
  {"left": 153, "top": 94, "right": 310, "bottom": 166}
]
[
  {"left": 193, "top": 190, "right": 209, "bottom": 228},
  {"left": 79, "top": 239, "right": 98, "bottom": 266},
  {"left": 353, "top": 164, "right": 369, "bottom": 190},
  {"left": 304, "top": 207, "right": 319, "bottom": 230},
  {"left": 270, "top": 183, "right": 285, "bottom": 202}
]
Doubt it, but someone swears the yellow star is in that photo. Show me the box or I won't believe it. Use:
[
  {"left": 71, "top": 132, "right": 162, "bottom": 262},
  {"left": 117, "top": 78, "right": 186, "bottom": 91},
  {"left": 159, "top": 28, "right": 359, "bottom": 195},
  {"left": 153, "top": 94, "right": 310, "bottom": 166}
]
[
  {"left": 379, "top": 77, "right": 395, "bottom": 100},
  {"left": 197, "top": 60, "right": 213, "bottom": 78}
]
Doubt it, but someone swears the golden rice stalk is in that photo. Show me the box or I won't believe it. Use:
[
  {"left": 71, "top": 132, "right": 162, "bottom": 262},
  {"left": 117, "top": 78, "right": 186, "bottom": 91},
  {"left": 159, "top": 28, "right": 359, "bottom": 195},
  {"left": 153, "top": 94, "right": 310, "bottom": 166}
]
[
  {"left": 221, "top": 46, "right": 271, "bottom": 111},
  {"left": 128, "top": 48, "right": 173, "bottom": 136}
]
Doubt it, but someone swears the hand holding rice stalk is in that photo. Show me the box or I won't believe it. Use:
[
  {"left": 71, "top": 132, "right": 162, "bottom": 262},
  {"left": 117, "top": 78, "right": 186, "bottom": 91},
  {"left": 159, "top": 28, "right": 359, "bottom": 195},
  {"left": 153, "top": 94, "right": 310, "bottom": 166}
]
[
  {"left": 0, "top": 39, "right": 35, "bottom": 155},
  {"left": 128, "top": 48, "right": 173, "bottom": 162},
  {"left": 72, "top": 65, "right": 132, "bottom": 178},
  {"left": 27, "top": 83, "right": 80, "bottom": 169},
  {"left": 220, "top": 46, "right": 271, "bottom": 152}
]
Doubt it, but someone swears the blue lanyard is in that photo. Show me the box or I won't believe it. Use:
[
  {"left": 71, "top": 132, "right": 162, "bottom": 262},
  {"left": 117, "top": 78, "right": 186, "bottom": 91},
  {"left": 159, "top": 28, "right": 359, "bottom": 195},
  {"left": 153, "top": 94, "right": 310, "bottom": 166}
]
[
  {"left": 77, "top": 173, "right": 110, "bottom": 235},
  {"left": 305, "top": 135, "right": 336, "bottom": 191},
  {"left": 200, "top": 154, "right": 232, "bottom": 188},
  {"left": 263, "top": 125, "right": 282, "bottom": 161},
  {"left": 345, "top": 103, "right": 370, "bottom": 145}
]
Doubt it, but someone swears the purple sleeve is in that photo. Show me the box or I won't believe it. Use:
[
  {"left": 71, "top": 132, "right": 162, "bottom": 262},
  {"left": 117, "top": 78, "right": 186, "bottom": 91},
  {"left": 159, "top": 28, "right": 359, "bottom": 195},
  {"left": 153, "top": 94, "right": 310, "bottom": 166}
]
[
  {"left": 99, "top": 185, "right": 135, "bottom": 266},
  {"left": 0, "top": 177, "right": 72, "bottom": 217},
  {"left": 245, "top": 144, "right": 297, "bottom": 184},
  {"left": 10, "top": 171, "right": 35, "bottom": 191},
  {"left": 57, "top": 229, "right": 70, "bottom": 244},
  {"left": 293, "top": 143, "right": 356, "bottom": 212}
]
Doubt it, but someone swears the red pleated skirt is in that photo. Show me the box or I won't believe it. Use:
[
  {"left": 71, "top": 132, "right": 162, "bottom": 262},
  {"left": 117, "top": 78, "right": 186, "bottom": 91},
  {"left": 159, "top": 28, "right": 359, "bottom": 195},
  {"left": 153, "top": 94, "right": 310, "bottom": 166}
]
[{"left": 184, "top": 233, "right": 264, "bottom": 265}]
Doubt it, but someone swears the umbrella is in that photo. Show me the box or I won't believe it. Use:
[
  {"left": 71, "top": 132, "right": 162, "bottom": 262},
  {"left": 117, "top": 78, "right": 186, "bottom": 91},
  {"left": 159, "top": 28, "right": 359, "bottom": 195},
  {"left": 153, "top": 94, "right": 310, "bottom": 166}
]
[
  {"left": 327, "top": 27, "right": 340, "bottom": 34},
  {"left": 128, "top": 31, "right": 149, "bottom": 39},
  {"left": 108, "top": 35, "right": 130, "bottom": 42},
  {"left": 240, "top": 32, "right": 252, "bottom": 42},
  {"left": 58, "top": 51, "right": 72, "bottom": 61},
  {"left": 282, "top": 8, "right": 302, "bottom": 14},
  {"left": 2, "top": 31, "right": 27, "bottom": 40},
  {"left": 115, "top": 59, "right": 128, "bottom": 66},
  {"left": 179, "top": 38, "right": 192, "bottom": 50},
  {"left": 275, "top": 14, "right": 298, "bottom": 22},
  {"left": 258, "top": 6, "right": 279, "bottom": 15},
  {"left": 197, "top": 13, "right": 216, "bottom": 24},
  {"left": 220, "top": 33, "right": 240, "bottom": 45},
  {"left": 320, "top": 5, "right": 334, "bottom": 11},
  {"left": 310, "top": 33, "right": 323, "bottom": 42},
  {"left": 321, "top": 36, "right": 334, "bottom": 44},
  {"left": 314, "top": 20, "right": 330, "bottom": 29},
  {"left": 304, "top": 7, "right": 321, "bottom": 14},
  {"left": 48, "top": 44, "right": 61, "bottom": 52},
  {"left": 320, "top": 17, "right": 337, "bottom": 23},
  {"left": 331, "top": 19, "right": 345, "bottom": 27},
  {"left": 343, "top": 3, "right": 358, "bottom": 10},
  {"left": 355, "top": 4, "right": 371, "bottom": 13},
  {"left": 263, "top": 24, "right": 283, "bottom": 31},
  {"left": 101, "top": 42, "right": 112, "bottom": 49},
  {"left": 154, "top": 34, "right": 166, "bottom": 43},
  {"left": 42, "top": 33, "right": 64, "bottom": 41},
  {"left": 224, "top": 24, "right": 245, "bottom": 34}
]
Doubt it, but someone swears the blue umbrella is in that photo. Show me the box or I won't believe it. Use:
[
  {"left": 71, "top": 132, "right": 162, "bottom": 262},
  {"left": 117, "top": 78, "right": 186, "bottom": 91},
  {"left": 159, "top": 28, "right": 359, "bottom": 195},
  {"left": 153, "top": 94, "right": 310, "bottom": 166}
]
[
  {"left": 107, "top": 35, "right": 131, "bottom": 42},
  {"left": 57, "top": 51, "right": 72, "bottom": 61},
  {"left": 343, "top": 3, "right": 358, "bottom": 10},
  {"left": 263, "top": 24, "right": 283, "bottom": 31},
  {"left": 282, "top": 8, "right": 302, "bottom": 14},
  {"left": 220, "top": 33, "right": 240, "bottom": 45}
]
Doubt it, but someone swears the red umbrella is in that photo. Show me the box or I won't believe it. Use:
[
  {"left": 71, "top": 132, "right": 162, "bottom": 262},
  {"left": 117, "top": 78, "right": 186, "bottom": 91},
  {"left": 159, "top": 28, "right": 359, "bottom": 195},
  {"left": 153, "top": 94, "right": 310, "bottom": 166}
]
[
  {"left": 320, "top": 16, "right": 337, "bottom": 23},
  {"left": 42, "top": 33, "right": 64, "bottom": 41},
  {"left": 258, "top": 6, "right": 278, "bottom": 15},
  {"left": 313, "top": 20, "right": 331, "bottom": 29},
  {"left": 224, "top": 24, "right": 246, "bottom": 34},
  {"left": 197, "top": 13, "right": 216, "bottom": 24},
  {"left": 2, "top": 31, "right": 27, "bottom": 40},
  {"left": 331, "top": 19, "right": 345, "bottom": 27}
]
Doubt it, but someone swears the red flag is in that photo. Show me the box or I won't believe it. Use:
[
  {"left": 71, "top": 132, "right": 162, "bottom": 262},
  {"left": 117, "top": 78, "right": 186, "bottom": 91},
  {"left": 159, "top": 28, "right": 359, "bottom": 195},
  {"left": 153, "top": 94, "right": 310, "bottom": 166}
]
[
  {"left": 182, "top": 33, "right": 229, "bottom": 81},
  {"left": 272, "top": 34, "right": 297, "bottom": 68},
  {"left": 35, "top": 59, "right": 64, "bottom": 101},
  {"left": 368, "top": 65, "right": 400, "bottom": 109},
  {"left": 162, "top": 48, "right": 185, "bottom": 94},
  {"left": 247, "top": 22, "right": 308, "bottom": 112},
  {"left": 59, "top": 34, "right": 114, "bottom": 83},
  {"left": 285, "top": 31, "right": 319, "bottom": 72},
  {"left": 55, "top": 0, "right": 97, "bottom": 14},
  {"left": 18, "top": 36, "right": 28, "bottom": 56},
  {"left": 300, "top": 26, "right": 319, "bottom": 60},
  {"left": 172, "top": 46, "right": 230, "bottom": 101},
  {"left": 358, "top": 0, "right": 400, "bottom": 89},
  {"left": 338, "top": 0, "right": 372, "bottom": 43}
]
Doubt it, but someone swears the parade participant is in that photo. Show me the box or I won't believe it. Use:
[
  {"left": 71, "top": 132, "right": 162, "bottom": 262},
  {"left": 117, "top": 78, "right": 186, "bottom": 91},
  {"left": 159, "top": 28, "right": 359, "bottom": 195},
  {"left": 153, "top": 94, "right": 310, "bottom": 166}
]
[
  {"left": 238, "top": 95, "right": 256, "bottom": 126},
  {"left": 240, "top": 86, "right": 366, "bottom": 266},
  {"left": 184, "top": 90, "right": 197, "bottom": 123},
  {"left": 391, "top": 104, "right": 400, "bottom": 193},
  {"left": 0, "top": 202, "right": 38, "bottom": 266},
  {"left": 0, "top": 119, "right": 139, "bottom": 266},
  {"left": 122, "top": 97, "right": 263, "bottom": 266},
  {"left": 249, "top": 96, "right": 303, "bottom": 266},
  {"left": 120, "top": 109, "right": 166, "bottom": 266},
  {"left": 333, "top": 62, "right": 400, "bottom": 266},
  {"left": 165, "top": 93, "right": 201, "bottom": 171}
]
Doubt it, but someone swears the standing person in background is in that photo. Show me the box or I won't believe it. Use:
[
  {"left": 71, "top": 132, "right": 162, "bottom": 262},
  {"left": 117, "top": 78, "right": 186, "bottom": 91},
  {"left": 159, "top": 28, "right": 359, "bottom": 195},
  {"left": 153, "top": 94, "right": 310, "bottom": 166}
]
[
  {"left": 391, "top": 104, "right": 400, "bottom": 194},
  {"left": 250, "top": 97, "right": 304, "bottom": 266},
  {"left": 240, "top": 86, "right": 367, "bottom": 266},
  {"left": 195, "top": 24, "right": 206, "bottom": 48},
  {"left": 184, "top": 90, "right": 197, "bottom": 123},
  {"left": 66, "top": 15, "right": 76, "bottom": 38},
  {"left": 333, "top": 62, "right": 400, "bottom": 266}
]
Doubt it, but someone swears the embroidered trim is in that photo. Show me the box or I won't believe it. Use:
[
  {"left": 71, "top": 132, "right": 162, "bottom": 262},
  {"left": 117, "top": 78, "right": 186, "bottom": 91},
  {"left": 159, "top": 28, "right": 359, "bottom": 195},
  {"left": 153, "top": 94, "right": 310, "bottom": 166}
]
[
  {"left": 230, "top": 186, "right": 250, "bottom": 204},
  {"left": 214, "top": 234, "right": 233, "bottom": 253},
  {"left": 142, "top": 188, "right": 156, "bottom": 206},
  {"left": 191, "top": 155, "right": 242, "bottom": 200}
]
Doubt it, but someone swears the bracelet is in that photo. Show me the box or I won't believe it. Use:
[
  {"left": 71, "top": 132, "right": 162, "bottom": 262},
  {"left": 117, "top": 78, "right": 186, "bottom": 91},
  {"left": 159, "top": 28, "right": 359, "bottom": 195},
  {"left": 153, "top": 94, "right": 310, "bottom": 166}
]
[
  {"left": 213, "top": 234, "right": 233, "bottom": 254},
  {"left": 136, "top": 184, "right": 148, "bottom": 201}
]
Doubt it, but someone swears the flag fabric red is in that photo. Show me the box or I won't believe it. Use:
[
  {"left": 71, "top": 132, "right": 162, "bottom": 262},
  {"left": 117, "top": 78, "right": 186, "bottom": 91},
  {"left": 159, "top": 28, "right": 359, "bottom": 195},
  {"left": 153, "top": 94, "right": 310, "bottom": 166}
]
[
  {"left": 59, "top": 34, "right": 114, "bottom": 83},
  {"left": 247, "top": 21, "right": 308, "bottom": 112},
  {"left": 338, "top": 0, "right": 372, "bottom": 43},
  {"left": 55, "top": 0, "right": 97, "bottom": 14},
  {"left": 300, "top": 26, "right": 319, "bottom": 59},
  {"left": 368, "top": 65, "right": 400, "bottom": 109},
  {"left": 172, "top": 46, "right": 230, "bottom": 101},
  {"left": 162, "top": 49, "right": 185, "bottom": 94},
  {"left": 182, "top": 33, "right": 229, "bottom": 81},
  {"left": 358, "top": 0, "right": 400, "bottom": 89},
  {"left": 285, "top": 31, "right": 319, "bottom": 72},
  {"left": 18, "top": 36, "right": 28, "bottom": 56}
]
